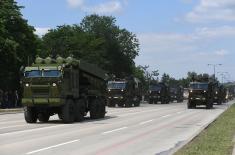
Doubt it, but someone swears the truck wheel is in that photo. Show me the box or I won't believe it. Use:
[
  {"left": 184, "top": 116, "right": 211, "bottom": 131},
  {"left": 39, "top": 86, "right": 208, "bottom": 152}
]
[
  {"left": 125, "top": 99, "right": 132, "bottom": 107},
  {"left": 38, "top": 113, "right": 50, "bottom": 122},
  {"left": 149, "top": 99, "right": 153, "bottom": 104},
  {"left": 107, "top": 100, "right": 115, "bottom": 107},
  {"left": 99, "top": 99, "right": 106, "bottom": 118},
  {"left": 206, "top": 100, "right": 213, "bottom": 109},
  {"left": 90, "top": 99, "right": 100, "bottom": 119},
  {"left": 74, "top": 99, "right": 85, "bottom": 122},
  {"left": 118, "top": 103, "right": 124, "bottom": 107},
  {"left": 24, "top": 106, "right": 37, "bottom": 123},
  {"left": 187, "top": 101, "right": 195, "bottom": 109},
  {"left": 62, "top": 99, "right": 75, "bottom": 123}
]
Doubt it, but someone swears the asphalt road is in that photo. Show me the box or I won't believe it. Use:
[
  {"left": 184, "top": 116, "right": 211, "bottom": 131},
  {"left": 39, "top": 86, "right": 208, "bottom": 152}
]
[{"left": 0, "top": 100, "right": 233, "bottom": 155}]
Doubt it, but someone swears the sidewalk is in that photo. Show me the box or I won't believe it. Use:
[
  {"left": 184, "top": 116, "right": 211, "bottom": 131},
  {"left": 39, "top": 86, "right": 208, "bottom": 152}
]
[{"left": 0, "top": 108, "right": 23, "bottom": 114}]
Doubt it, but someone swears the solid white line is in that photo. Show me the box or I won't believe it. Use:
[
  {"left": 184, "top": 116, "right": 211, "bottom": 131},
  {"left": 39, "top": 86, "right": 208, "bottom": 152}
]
[
  {"left": 102, "top": 127, "right": 128, "bottom": 135},
  {"left": 139, "top": 119, "right": 154, "bottom": 125},
  {"left": 26, "top": 139, "right": 80, "bottom": 154},
  {"left": 0, "top": 124, "right": 67, "bottom": 136}
]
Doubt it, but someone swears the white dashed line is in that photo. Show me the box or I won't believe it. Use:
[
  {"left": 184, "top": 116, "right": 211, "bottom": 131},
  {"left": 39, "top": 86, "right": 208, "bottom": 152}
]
[
  {"left": 102, "top": 127, "right": 128, "bottom": 135},
  {"left": 139, "top": 119, "right": 154, "bottom": 125},
  {"left": 26, "top": 139, "right": 80, "bottom": 154}
]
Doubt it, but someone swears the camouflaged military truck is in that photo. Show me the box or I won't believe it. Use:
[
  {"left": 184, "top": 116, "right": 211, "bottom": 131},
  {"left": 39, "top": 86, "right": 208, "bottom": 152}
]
[
  {"left": 169, "top": 86, "right": 184, "bottom": 103},
  {"left": 148, "top": 82, "right": 170, "bottom": 104},
  {"left": 21, "top": 56, "right": 107, "bottom": 123},
  {"left": 106, "top": 77, "right": 142, "bottom": 107},
  {"left": 188, "top": 82, "right": 214, "bottom": 109}
]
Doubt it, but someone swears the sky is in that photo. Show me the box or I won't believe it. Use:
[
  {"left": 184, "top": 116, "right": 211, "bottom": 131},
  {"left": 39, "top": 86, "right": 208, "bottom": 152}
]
[{"left": 16, "top": 0, "right": 235, "bottom": 82}]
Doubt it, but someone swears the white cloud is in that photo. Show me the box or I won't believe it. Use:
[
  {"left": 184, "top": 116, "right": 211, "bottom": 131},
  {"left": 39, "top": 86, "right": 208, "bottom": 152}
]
[
  {"left": 215, "top": 49, "right": 229, "bottom": 56},
  {"left": 35, "top": 27, "right": 50, "bottom": 36},
  {"left": 67, "top": 0, "right": 84, "bottom": 8},
  {"left": 186, "top": 0, "right": 235, "bottom": 22},
  {"left": 66, "top": 0, "right": 126, "bottom": 14},
  {"left": 135, "top": 26, "right": 235, "bottom": 78}
]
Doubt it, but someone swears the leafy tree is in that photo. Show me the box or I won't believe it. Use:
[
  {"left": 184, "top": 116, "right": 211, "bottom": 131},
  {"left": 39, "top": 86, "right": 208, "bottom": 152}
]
[
  {"left": 0, "top": 0, "right": 38, "bottom": 90},
  {"left": 41, "top": 15, "right": 139, "bottom": 78},
  {"left": 80, "top": 14, "right": 139, "bottom": 77}
]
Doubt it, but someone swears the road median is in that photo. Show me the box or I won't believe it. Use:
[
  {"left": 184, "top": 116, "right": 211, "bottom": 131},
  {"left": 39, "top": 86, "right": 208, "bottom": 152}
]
[{"left": 174, "top": 102, "right": 235, "bottom": 155}]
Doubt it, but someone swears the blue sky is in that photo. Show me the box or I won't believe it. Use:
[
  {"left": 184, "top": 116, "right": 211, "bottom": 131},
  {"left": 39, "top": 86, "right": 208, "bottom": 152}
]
[{"left": 16, "top": 0, "right": 235, "bottom": 82}]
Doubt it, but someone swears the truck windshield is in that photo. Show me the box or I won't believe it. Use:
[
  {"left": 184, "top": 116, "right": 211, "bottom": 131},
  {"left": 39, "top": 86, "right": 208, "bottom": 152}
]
[
  {"left": 24, "top": 70, "right": 61, "bottom": 78},
  {"left": 108, "top": 82, "right": 126, "bottom": 89},
  {"left": 149, "top": 85, "right": 161, "bottom": 91},
  {"left": 43, "top": 70, "right": 61, "bottom": 77},
  {"left": 190, "top": 83, "right": 208, "bottom": 90},
  {"left": 25, "top": 70, "right": 42, "bottom": 77}
]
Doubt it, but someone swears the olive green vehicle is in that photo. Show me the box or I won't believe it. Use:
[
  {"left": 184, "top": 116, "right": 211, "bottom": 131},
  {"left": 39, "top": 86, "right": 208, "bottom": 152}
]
[
  {"left": 21, "top": 56, "right": 107, "bottom": 123},
  {"left": 106, "top": 77, "right": 142, "bottom": 107},
  {"left": 148, "top": 83, "right": 170, "bottom": 104},
  {"left": 169, "top": 86, "right": 184, "bottom": 103},
  {"left": 188, "top": 82, "right": 214, "bottom": 109}
]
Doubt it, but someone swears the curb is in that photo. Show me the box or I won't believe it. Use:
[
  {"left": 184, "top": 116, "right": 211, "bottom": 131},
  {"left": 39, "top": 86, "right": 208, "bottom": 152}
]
[
  {"left": 232, "top": 136, "right": 235, "bottom": 155},
  {"left": 0, "top": 108, "right": 23, "bottom": 115},
  {"left": 170, "top": 101, "right": 234, "bottom": 155}
]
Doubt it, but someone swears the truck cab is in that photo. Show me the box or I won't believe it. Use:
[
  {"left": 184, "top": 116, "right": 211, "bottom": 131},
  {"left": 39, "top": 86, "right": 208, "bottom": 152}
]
[
  {"left": 148, "top": 83, "right": 170, "bottom": 104},
  {"left": 106, "top": 78, "right": 141, "bottom": 107},
  {"left": 188, "top": 82, "right": 214, "bottom": 109}
]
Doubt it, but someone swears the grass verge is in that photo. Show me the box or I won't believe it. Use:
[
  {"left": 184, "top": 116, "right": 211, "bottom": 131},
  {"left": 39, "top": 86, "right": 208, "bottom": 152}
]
[{"left": 175, "top": 103, "right": 235, "bottom": 155}]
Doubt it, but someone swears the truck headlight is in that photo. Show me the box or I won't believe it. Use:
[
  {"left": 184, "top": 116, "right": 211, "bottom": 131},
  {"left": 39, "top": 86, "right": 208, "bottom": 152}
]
[
  {"left": 52, "top": 83, "right": 57, "bottom": 87},
  {"left": 204, "top": 90, "right": 207, "bottom": 93},
  {"left": 121, "top": 89, "right": 124, "bottom": 92},
  {"left": 25, "top": 83, "right": 29, "bottom": 87}
]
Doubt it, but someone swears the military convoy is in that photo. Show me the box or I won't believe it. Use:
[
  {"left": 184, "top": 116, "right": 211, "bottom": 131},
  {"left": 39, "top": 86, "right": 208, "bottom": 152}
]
[
  {"left": 21, "top": 56, "right": 234, "bottom": 123},
  {"left": 106, "top": 77, "right": 142, "bottom": 107},
  {"left": 148, "top": 82, "right": 170, "bottom": 104},
  {"left": 21, "top": 56, "right": 107, "bottom": 123}
]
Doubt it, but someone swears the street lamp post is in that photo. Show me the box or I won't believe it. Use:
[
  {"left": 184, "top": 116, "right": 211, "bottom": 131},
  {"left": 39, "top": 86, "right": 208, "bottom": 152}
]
[
  {"left": 208, "top": 64, "right": 222, "bottom": 81},
  {"left": 217, "top": 72, "right": 229, "bottom": 84}
]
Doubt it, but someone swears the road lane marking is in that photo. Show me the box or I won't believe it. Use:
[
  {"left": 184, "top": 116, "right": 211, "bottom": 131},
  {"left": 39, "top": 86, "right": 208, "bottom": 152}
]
[
  {"left": 161, "top": 114, "right": 171, "bottom": 118},
  {"left": 102, "top": 127, "right": 128, "bottom": 135},
  {"left": 139, "top": 119, "right": 154, "bottom": 125},
  {"left": 0, "top": 124, "right": 67, "bottom": 136},
  {"left": 26, "top": 139, "right": 80, "bottom": 154}
]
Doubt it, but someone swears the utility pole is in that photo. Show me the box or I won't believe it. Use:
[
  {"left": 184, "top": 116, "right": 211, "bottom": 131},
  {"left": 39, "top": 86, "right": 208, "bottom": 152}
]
[
  {"left": 217, "top": 72, "right": 229, "bottom": 84},
  {"left": 208, "top": 64, "right": 222, "bottom": 81}
]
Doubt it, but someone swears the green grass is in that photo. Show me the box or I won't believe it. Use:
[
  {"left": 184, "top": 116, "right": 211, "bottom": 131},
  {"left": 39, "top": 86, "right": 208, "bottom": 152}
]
[{"left": 175, "top": 103, "right": 235, "bottom": 155}]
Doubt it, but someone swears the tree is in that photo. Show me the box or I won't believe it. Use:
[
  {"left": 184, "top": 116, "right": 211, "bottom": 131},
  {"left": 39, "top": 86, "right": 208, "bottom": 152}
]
[
  {"left": 0, "top": 0, "right": 38, "bottom": 90},
  {"left": 41, "top": 15, "right": 139, "bottom": 78},
  {"left": 80, "top": 14, "right": 139, "bottom": 77}
]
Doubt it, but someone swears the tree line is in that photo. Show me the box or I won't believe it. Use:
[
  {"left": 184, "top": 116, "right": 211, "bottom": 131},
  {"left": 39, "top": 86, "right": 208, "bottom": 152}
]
[{"left": 0, "top": 0, "right": 219, "bottom": 92}]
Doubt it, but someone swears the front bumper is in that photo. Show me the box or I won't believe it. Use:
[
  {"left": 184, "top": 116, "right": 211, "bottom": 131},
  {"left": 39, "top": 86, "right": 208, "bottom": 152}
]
[{"left": 22, "top": 98, "right": 64, "bottom": 106}]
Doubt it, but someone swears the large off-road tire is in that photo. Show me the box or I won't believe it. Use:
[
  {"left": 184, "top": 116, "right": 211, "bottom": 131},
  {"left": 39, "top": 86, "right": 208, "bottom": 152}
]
[
  {"left": 107, "top": 100, "right": 115, "bottom": 107},
  {"left": 134, "top": 97, "right": 141, "bottom": 107},
  {"left": 24, "top": 106, "right": 37, "bottom": 123},
  {"left": 206, "top": 100, "right": 213, "bottom": 109},
  {"left": 74, "top": 99, "right": 86, "bottom": 122},
  {"left": 99, "top": 98, "right": 106, "bottom": 118},
  {"left": 125, "top": 98, "right": 132, "bottom": 107},
  {"left": 90, "top": 99, "right": 100, "bottom": 119},
  {"left": 118, "top": 102, "right": 124, "bottom": 107},
  {"left": 62, "top": 99, "right": 75, "bottom": 123},
  {"left": 149, "top": 99, "right": 154, "bottom": 104},
  {"left": 187, "top": 101, "right": 195, "bottom": 109},
  {"left": 38, "top": 113, "right": 50, "bottom": 122}
]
